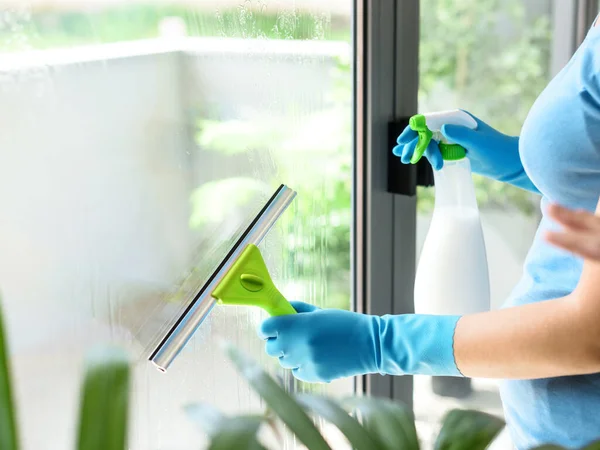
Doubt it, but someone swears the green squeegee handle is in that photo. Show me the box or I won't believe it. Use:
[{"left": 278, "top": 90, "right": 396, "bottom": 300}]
[{"left": 211, "top": 244, "right": 297, "bottom": 316}]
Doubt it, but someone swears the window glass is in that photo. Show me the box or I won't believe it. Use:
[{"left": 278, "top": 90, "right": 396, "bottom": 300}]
[{"left": 0, "top": 1, "right": 353, "bottom": 448}]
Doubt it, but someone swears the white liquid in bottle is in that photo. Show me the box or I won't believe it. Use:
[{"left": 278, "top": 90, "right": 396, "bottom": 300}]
[{"left": 414, "top": 156, "right": 490, "bottom": 315}]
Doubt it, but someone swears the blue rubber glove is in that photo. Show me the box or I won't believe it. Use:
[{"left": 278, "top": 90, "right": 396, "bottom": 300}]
[
  {"left": 392, "top": 110, "right": 539, "bottom": 194},
  {"left": 258, "top": 301, "right": 462, "bottom": 383}
]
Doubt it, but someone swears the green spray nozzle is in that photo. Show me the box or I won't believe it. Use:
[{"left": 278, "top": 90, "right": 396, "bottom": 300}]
[
  {"left": 408, "top": 114, "right": 433, "bottom": 164},
  {"left": 212, "top": 244, "right": 297, "bottom": 316},
  {"left": 408, "top": 113, "right": 467, "bottom": 163}
]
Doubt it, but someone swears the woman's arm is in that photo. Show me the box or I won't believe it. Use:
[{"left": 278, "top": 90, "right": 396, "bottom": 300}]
[
  {"left": 454, "top": 295, "right": 599, "bottom": 379},
  {"left": 454, "top": 198, "right": 600, "bottom": 379},
  {"left": 258, "top": 200, "right": 600, "bottom": 383}
]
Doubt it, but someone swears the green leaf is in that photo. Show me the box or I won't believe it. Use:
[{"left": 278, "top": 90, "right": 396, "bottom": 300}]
[
  {"left": 76, "top": 346, "right": 130, "bottom": 450},
  {"left": 207, "top": 416, "right": 267, "bottom": 450},
  {"left": 296, "top": 393, "right": 383, "bottom": 450},
  {"left": 580, "top": 442, "right": 600, "bottom": 450},
  {"left": 434, "top": 409, "right": 505, "bottom": 450},
  {"left": 0, "top": 295, "right": 18, "bottom": 450},
  {"left": 225, "top": 343, "right": 332, "bottom": 450},
  {"left": 344, "top": 397, "right": 419, "bottom": 450}
]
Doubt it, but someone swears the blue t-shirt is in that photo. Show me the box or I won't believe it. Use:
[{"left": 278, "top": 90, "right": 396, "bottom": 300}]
[{"left": 500, "top": 19, "right": 600, "bottom": 449}]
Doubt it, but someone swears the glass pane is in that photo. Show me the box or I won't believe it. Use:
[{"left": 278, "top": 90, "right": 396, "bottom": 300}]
[
  {"left": 415, "top": 1, "right": 553, "bottom": 448},
  {"left": 0, "top": 1, "right": 353, "bottom": 448}
]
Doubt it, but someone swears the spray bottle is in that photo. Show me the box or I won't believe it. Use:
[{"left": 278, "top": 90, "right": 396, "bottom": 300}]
[{"left": 409, "top": 110, "right": 490, "bottom": 317}]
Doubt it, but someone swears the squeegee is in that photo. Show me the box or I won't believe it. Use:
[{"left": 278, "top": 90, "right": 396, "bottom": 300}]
[{"left": 149, "top": 184, "right": 297, "bottom": 372}]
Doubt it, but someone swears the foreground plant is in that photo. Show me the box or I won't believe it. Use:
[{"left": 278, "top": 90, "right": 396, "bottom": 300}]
[
  {"left": 0, "top": 296, "right": 131, "bottom": 450},
  {"left": 185, "top": 343, "right": 506, "bottom": 450},
  {"left": 186, "top": 343, "right": 600, "bottom": 450}
]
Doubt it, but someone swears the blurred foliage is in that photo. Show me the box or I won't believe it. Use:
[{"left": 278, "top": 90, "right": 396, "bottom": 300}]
[
  {"left": 0, "top": 3, "right": 349, "bottom": 51},
  {"left": 417, "top": 0, "right": 551, "bottom": 214},
  {"left": 184, "top": 343, "right": 510, "bottom": 450},
  {"left": 0, "top": 293, "right": 131, "bottom": 450}
]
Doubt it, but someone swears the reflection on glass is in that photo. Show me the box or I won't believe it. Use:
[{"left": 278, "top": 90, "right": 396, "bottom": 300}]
[
  {"left": 415, "top": 1, "right": 553, "bottom": 448},
  {"left": 0, "top": 1, "right": 353, "bottom": 448}
]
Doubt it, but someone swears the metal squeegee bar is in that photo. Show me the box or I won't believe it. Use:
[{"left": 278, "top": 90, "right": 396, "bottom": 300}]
[{"left": 149, "top": 184, "right": 297, "bottom": 372}]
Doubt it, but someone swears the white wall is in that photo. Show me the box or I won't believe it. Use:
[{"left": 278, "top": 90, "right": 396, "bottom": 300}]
[{"left": 0, "top": 48, "right": 193, "bottom": 349}]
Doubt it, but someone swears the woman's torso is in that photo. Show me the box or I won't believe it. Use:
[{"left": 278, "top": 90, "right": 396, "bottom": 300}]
[{"left": 500, "top": 20, "right": 600, "bottom": 450}]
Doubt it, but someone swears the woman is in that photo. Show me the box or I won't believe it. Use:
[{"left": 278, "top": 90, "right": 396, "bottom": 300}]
[{"left": 258, "top": 16, "right": 600, "bottom": 450}]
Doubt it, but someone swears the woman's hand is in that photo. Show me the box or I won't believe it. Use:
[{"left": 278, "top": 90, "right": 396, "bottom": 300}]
[
  {"left": 392, "top": 110, "right": 539, "bottom": 193},
  {"left": 545, "top": 201, "right": 600, "bottom": 261},
  {"left": 258, "top": 301, "right": 381, "bottom": 383}
]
